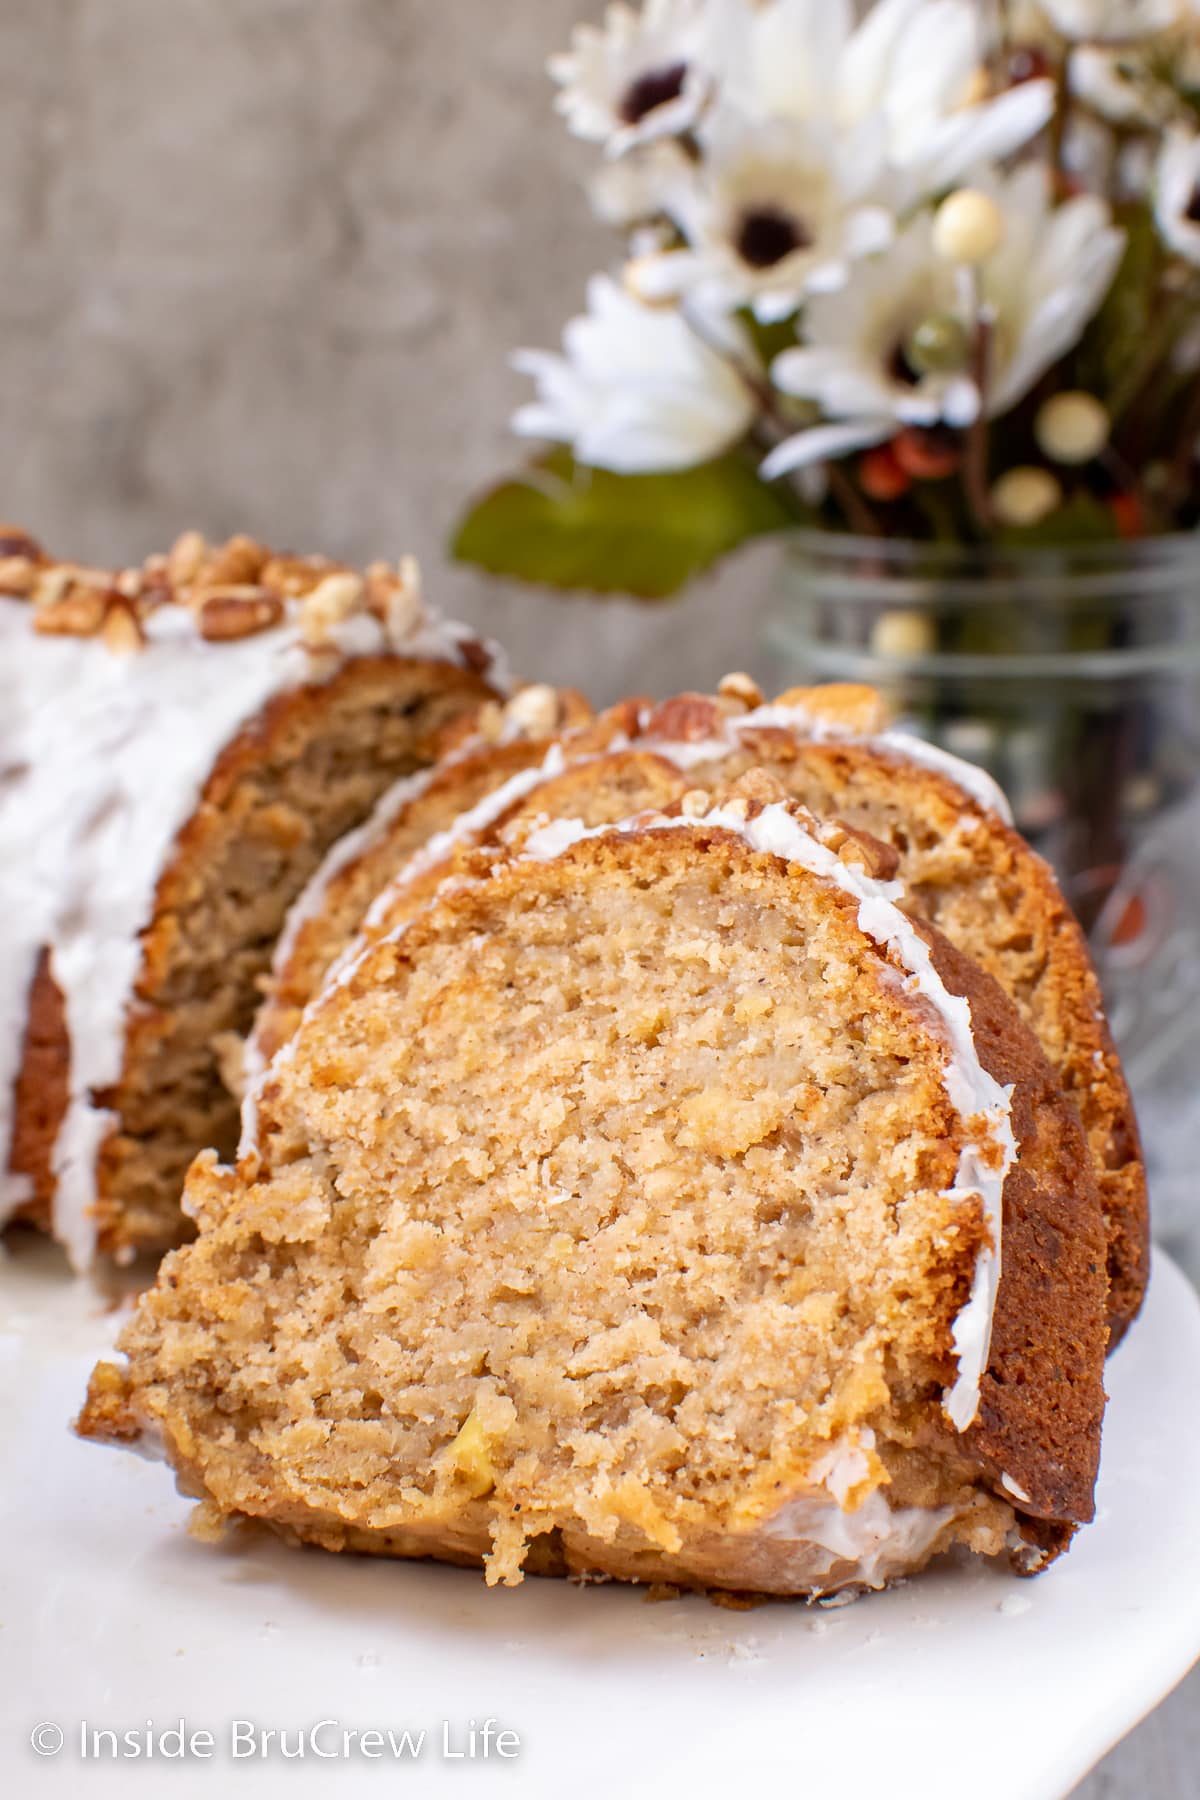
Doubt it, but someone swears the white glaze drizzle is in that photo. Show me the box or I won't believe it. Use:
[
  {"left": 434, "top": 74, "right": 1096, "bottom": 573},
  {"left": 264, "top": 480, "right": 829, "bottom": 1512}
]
[
  {"left": 0, "top": 587, "right": 497, "bottom": 1266},
  {"left": 749, "top": 1488, "right": 955, "bottom": 1592},
  {"left": 646, "top": 700, "right": 1014, "bottom": 823}
]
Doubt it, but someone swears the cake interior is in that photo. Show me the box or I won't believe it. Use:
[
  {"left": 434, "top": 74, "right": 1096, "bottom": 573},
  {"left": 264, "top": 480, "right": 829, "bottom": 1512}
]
[
  {"left": 87, "top": 660, "right": 491, "bottom": 1254},
  {"left": 136, "top": 838, "right": 1009, "bottom": 1588}
]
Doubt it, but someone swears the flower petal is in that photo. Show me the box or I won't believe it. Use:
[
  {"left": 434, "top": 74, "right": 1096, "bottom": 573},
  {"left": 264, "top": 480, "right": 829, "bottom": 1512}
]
[{"left": 760, "top": 418, "right": 893, "bottom": 480}]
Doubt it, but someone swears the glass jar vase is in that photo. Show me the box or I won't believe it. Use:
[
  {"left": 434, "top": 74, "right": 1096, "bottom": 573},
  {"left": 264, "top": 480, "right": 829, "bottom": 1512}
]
[{"left": 766, "top": 531, "right": 1200, "bottom": 1257}]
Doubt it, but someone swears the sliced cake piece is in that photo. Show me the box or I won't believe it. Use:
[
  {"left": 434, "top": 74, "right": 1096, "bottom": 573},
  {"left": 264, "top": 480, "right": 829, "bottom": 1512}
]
[
  {"left": 636, "top": 682, "right": 1146, "bottom": 1342},
  {"left": 248, "top": 675, "right": 1143, "bottom": 1339},
  {"left": 0, "top": 527, "right": 506, "bottom": 1263},
  {"left": 244, "top": 683, "right": 597, "bottom": 1077},
  {"left": 80, "top": 775, "right": 1108, "bottom": 1598}
]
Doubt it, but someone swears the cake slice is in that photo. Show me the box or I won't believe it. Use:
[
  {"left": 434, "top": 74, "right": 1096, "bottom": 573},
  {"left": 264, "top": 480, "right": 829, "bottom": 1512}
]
[
  {"left": 0, "top": 527, "right": 505, "bottom": 1263},
  {"left": 249, "top": 676, "right": 1145, "bottom": 1339},
  {"left": 80, "top": 775, "right": 1108, "bottom": 1598},
  {"left": 243, "top": 682, "right": 597, "bottom": 1077}
]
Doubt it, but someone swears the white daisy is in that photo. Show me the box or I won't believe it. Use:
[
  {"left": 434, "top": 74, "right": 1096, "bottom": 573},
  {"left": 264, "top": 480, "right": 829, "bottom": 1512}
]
[
  {"left": 770, "top": 216, "right": 981, "bottom": 439},
  {"left": 1038, "top": 0, "right": 1183, "bottom": 39},
  {"left": 1155, "top": 126, "right": 1200, "bottom": 265},
  {"left": 549, "top": 0, "right": 711, "bottom": 157},
  {"left": 709, "top": 0, "right": 1055, "bottom": 199},
  {"left": 981, "top": 165, "right": 1127, "bottom": 413},
  {"left": 586, "top": 137, "right": 697, "bottom": 228},
  {"left": 760, "top": 416, "right": 896, "bottom": 481},
  {"left": 511, "top": 274, "right": 758, "bottom": 473},
  {"left": 762, "top": 165, "right": 1123, "bottom": 477},
  {"left": 631, "top": 108, "right": 895, "bottom": 321},
  {"left": 1069, "top": 45, "right": 1157, "bottom": 121}
]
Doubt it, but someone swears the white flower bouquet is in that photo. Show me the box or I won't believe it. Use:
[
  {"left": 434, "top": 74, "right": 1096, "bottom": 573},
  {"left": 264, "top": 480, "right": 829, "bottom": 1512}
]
[{"left": 454, "top": 0, "right": 1200, "bottom": 598}]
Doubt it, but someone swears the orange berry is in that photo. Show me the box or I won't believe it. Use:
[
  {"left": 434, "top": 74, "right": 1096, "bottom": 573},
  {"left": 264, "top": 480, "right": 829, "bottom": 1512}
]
[
  {"left": 859, "top": 444, "right": 910, "bottom": 502},
  {"left": 1110, "top": 492, "right": 1144, "bottom": 539},
  {"left": 894, "top": 428, "right": 960, "bottom": 480}
]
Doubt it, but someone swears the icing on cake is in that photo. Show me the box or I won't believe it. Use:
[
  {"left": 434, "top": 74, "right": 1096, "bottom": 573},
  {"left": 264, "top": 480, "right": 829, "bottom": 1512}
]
[{"left": 0, "top": 535, "right": 505, "bottom": 1263}]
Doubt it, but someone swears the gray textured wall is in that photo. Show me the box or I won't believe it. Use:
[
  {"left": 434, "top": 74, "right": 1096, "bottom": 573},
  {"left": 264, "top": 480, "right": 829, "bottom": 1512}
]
[
  {"left": 0, "top": 0, "right": 774, "bottom": 702},
  {"left": 0, "top": 6, "right": 1194, "bottom": 1789}
]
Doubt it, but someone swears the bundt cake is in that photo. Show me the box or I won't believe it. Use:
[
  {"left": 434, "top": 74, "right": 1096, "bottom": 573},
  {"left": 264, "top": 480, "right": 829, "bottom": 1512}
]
[
  {"left": 249, "top": 677, "right": 1146, "bottom": 1340},
  {"left": 79, "top": 771, "right": 1109, "bottom": 1597},
  {"left": 0, "top": 526, "right": 506, "bottom": 1264}
]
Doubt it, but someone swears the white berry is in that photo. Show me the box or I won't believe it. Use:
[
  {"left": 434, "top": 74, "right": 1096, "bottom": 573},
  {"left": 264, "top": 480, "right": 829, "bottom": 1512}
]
[
  {"left": 1035, "top": 392, "right": 1110, "bottom": 465},
  {"left": 992, "top": 467, "right": 1063, "bottom": 528},
  {"left": 933, "top": 189, "right": 1005, "bottom": 265},
  {"left": 870, "top": 610, "right": 936, "bottom": 660}
]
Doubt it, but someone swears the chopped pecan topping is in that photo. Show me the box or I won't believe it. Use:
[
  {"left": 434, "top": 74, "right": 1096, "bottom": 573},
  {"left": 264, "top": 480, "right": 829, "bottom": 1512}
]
[
  {"left": 0, "top": 556, "right": 39, "bottom": 597},
  {"left": 365, "top": 559, "right": 423, "bottom": 643},
  {"left": 197, "top": 588, "right": 285, "bottom": 642},
  {"left": 0, "top": 526, "right": 44, "bottom": 561},
  {"left": 299, "top": 572, "right": 365, "bottom": 649},
  {"left": 167, "top": 530, "right": 207, "bottom": 588},
  {"left": 201, "top": 534, "right": 269, "bottom": 589},
  {"left": 505, "top": 684, "right": 560, "bottom": 738},
  {"left": 101, "top": 596, "right": 146, "bottom": 655},
  {"left": 457, "top": 636, "right": 494, "bottom": 677},
  {"left": 261, "top": 554, "right": 339, "bottom": 599},
  {"left": 643, "top": 694, "right": 727, "bottom": 743},
  {"left": 33, "top": 589, "right": 109, "bottom": 638},
  {"left": 717, "top": 671, "right": 764, "bottom": 711}
]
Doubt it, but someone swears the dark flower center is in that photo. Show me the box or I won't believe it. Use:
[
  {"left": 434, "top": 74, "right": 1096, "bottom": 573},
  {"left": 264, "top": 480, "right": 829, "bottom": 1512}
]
[
  {"left": 736, "top": 206, "right": 811, "bottom": 270},
  {"left": 619, "top": 62, "right": 688, "bottom": 126},
  {"left": 1186, "top": 185, "right": 1200, "bottom": 225},
  {"left": 888, "top": 342, "right": 923, "bottom": 387}
]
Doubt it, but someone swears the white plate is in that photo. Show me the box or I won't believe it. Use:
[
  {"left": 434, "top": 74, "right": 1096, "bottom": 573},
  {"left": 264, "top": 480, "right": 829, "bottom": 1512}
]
[{"left": 2, "top": 1240, "right": 1198, "bottom": 1800}]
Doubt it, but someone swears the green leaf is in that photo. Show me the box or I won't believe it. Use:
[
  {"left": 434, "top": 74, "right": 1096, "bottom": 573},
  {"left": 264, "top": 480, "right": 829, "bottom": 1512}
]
[
  {"left": 1073, "top": 203, "right": 1162, "bottom": 411},
  {"left": 737, "top": 307, "right": 800, "bottom": 370},
  {"left": 451, "top": 447, "right": 799, "bottom": 601}
]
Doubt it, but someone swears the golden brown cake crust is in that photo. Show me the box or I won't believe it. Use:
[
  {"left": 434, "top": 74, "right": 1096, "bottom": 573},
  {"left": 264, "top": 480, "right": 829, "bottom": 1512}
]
[
  {"left": 79, "top": 802, "right": 1107, "bottom": 1596},
  {"left": 920, "top": 928, "right": 1108, "bottom": 1528},
  {"left": 697, "top": 723, "right": 1146, "bottom": 1344},
  {"left": 7, "top": 951, "right": 69, "bottom": 1232}
]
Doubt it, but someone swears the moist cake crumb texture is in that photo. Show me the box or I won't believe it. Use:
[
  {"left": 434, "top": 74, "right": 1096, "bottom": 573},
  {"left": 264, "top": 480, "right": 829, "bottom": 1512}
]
[{"left": 79, "top": 725, "right": 1116, "bottom": 1600}]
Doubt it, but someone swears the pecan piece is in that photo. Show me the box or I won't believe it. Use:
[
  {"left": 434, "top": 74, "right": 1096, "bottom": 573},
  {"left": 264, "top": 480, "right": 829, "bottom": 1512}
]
[
  {"left": 33, "top": 588, "right": 108, "bottom": 637},
  {"left": 101, "top": 595, "right": 146, "bottom": 655},
  {"left": 299, "top": 572, "right": 365, "bottom": 648},
  {"left": 197, "top": 587, "right": 285, "bottom": 641},
  {"left": 0, "top": 556, "right": 38, "bottom": 597},
  {"left": 0, "top": 526, "right": 44, "bottom": 561}
]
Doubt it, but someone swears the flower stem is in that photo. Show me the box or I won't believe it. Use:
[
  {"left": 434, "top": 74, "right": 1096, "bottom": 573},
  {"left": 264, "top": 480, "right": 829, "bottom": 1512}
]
[
  {"left": 826, "top": 463, "right": 884, "bottom": 538},
  {"left": 707, "top": 317, "right": 887, "bottom": 538},
  {"left": 1164, "top": 376, "right": 1200, "bottom": 515},
  {"left": 963, "top": 297, "right": 995, "bottom": 537},
  {"left": 1049, "top": 51, "right": 1071, "bottom": 186}
]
